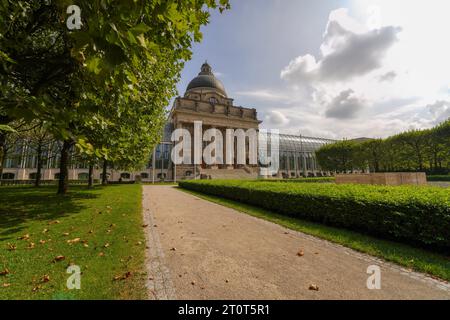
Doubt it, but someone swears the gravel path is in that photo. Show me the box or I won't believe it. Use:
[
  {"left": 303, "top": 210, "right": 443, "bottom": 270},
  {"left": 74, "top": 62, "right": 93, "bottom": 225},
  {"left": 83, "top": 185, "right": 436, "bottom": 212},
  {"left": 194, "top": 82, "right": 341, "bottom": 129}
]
[{"left": 143, "top": 185, "right": 450, "bottom": 300}]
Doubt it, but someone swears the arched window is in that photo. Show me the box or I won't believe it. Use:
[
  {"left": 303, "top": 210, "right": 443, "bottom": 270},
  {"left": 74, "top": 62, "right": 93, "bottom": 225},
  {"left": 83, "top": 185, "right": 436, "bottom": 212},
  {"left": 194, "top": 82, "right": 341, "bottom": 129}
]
[
  {"left": 78, "top": 173, "right": 89, "bottom": 180},
  {"left": 1, "top": 172, "right": 15, "bottom": 180},
  {"left": 120, "top": 173, "right": 131, "bottom": 179},
  {"left": 209, "top": 97, "right": 218, "bottom": 104},
  {"left": 140, "top": 173, "right": 149, "bottom": 179}
]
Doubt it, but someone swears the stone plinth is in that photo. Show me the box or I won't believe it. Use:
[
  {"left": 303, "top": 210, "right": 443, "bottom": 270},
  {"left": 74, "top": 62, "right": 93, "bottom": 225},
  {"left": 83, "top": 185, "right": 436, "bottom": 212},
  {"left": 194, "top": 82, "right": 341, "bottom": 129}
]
[{"left": 335, "top": 173, "right": 427, "bottom": 186}]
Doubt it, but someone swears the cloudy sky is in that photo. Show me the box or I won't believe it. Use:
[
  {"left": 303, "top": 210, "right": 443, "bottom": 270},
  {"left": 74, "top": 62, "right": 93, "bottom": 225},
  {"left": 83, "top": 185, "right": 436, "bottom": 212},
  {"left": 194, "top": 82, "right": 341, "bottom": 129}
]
[{"left": 176, "top": 0, "right": 450, "bottom": 139}]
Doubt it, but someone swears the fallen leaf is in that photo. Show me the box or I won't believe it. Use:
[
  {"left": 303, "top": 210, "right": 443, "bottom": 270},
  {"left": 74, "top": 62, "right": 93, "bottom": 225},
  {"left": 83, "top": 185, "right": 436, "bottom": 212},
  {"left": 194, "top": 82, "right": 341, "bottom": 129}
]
[
  {"left": 98, "top": 252, "right": 105, "bottom": 257},
  {"left": 42, "top": 229, "right": 49, "bottom": 233},
  {"left": 7, "top": 243, "right": 16, "bottom": 251},
  {"left": 142, "top": 224, "right": 149, "bottom": 228},
  {"left": 88, "top": 230, "right": 94, "bottom": 234},
  {"left": 39, "top": 240, "right": 46, "bottom": 245},
  {"left": 67, "top": 238, "right": 81, "bottom": 244},
  {"left": 41, "top": 275, "right": 50, "bottom": 283},
  {"left": 309, "top": 284, "right": 319, "bottom": 291},
  {"left": 3, "top": 283, "right": 11, "bottom": 287},
  {"left": 170, "top": 247, "right": 176, "bottom": 251},
  {"left": 297, "top": 250, "right": 304, "bottom": 257},
  {"left": 53, "top": 255, "right": 65, "bottom": 262},
  {"left": 136, "top": 241, "right": 142, "bottom": 245},
  {"left": 32, "top": 285, "right": 41, "bottom": 292},
  {"left": 48, "top": 220, "right": 60, "bottom": 225},
  {"left": 0, "top": 269, "right": 10, "bottom": 276},
  {"left": 18, "top": 234, "right": 30, "bottom": 240},
  {"left": 191, "top": 281, "right": 196, "bottom": 285},
  {"left": 104, "top": 243, "right": 110, "bottom": 248},
  {"left": 83, "top": 244, "right": 89, "bottom": 248},
  {"left": 62, "top": 232, "right": 70, "bottom": 236},
  {"left": 113, "top": 271, "right": 132, "bottom": 281},
  {"left": 28, "top": 242, "right": 35, "bottom": 249}
]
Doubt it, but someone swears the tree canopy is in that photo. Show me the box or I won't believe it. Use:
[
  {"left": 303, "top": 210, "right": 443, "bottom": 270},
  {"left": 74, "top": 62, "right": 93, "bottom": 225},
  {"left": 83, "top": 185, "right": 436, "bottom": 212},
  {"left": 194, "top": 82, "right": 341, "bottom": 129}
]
[
  {"left": 0, "top": 0, "right": 230, "bottom": 192},
  {"left": 316, "top": 120, "right": 450, "bottom": 174}
]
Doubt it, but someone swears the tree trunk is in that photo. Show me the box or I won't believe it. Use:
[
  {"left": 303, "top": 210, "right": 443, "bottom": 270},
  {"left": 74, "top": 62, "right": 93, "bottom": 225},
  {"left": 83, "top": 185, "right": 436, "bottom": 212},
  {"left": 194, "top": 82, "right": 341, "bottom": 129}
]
[
  {"left": 57, "top": 140, "right": 73, "bottom": 195},
  {"left": 102, "top": 159, "right": 108, "bottom": 185},
  {"left": 0, "top": 132, "right": 5, "bottom": 186},
  {"left": 88, "top": 164, "right": 94, "bottom": 188},
  {"left": 35, "top": 143, "right": 43, "bottom": 187}
]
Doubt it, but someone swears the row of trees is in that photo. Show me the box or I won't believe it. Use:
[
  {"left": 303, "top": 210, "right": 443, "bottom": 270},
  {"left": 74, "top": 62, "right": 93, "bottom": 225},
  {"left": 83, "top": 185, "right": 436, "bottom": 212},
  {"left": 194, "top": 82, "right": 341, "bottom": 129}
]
[
  {"left": 0, "top": 0, "right": 230, "bottom": 193},
  {"left": 316, "top": 120, "right": 450, "bottom": 174}
]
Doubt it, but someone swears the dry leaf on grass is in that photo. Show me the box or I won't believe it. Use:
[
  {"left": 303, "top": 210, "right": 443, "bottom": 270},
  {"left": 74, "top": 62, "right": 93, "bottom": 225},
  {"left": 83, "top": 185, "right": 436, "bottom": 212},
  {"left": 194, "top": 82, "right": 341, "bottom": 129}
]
[
  {"left": 32, "top": 285, "right": 41, "bottom": 292},
  {"left": 0, "top": 269, "right": 10, "bottom": 276},
  {"left": 67, "top": 238, "right": 81, "bottom": 244},
  {"left": 104, "top": 243, "right": 110, "bottom": 248},
  {"left": 7, "top": 243, "right": 16, "bottom": 251},
  {"left": 113, "top": 271, "right": 132, "bottom": 281},
  {"left": 27, "top": 242, "right": 35, "bottom": 249},
  {"left": 3, "top": 283, "right": 11, "bottom": 287},
  {"left": 62, "top": 232, "right": 70, "bottom": 236},
  {"left": 18, "top": 234, "right": 30, "bottom": 240},
  {"left": 98, "top": 252, "right": 105, "bottom": 257},
  {"left": 48, "top": 220, "right": 60, "bottom": 225},
  {"left": 42, "top": 229, "right": 49, "bottom": 233},
  {"left": 41, "top": 275, "right": 50, "bottom": 283},
  {"left": 52, "top": 255, "right": 65, "bottom": 262},
  {"left": 39, "top": 240, "right": 46, "bottom": 245}
]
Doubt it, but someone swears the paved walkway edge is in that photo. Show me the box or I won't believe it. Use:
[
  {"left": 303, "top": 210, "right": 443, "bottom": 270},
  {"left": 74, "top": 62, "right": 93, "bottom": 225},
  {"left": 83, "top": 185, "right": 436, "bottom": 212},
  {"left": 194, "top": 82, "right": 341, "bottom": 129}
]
[{"left": 142, "top": 189, "right": 177, "bottom": 300}]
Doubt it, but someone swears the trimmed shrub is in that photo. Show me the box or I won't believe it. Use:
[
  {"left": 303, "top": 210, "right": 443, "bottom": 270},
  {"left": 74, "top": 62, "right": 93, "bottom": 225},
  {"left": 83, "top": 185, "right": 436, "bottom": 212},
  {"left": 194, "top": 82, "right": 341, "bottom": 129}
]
[
  {"left": 179, "top": 180, "right": 450, "bottom": 250},
  {"left": 261, "top": 177, "right": 335, "bottom": 183},
  {"left": 427, "top": 175, "right": 450, "bottom": 182}
]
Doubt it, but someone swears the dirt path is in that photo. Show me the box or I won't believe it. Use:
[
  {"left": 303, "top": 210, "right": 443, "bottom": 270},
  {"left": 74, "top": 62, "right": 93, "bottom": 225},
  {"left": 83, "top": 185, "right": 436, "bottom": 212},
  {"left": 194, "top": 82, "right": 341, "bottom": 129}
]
[{"left": 142, "top": 185, "right": 450, "bottom": 300}]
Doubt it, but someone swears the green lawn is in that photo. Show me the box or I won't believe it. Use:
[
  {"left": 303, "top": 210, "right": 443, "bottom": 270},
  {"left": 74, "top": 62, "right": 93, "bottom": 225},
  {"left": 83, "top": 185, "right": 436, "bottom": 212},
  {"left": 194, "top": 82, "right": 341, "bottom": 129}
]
[
  {"left": 180, "top": 187, "right": 450, "bottom": 282},
  {"left": 0, "top": 185, "right": 147, "bottom": 300}
]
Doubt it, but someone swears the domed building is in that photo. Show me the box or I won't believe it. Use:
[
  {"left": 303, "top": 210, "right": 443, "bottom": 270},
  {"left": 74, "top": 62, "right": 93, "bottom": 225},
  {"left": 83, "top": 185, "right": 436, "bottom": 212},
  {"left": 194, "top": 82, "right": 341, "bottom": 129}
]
[{"left": 0, "top": 62, "right": 335, "bottom": 183}]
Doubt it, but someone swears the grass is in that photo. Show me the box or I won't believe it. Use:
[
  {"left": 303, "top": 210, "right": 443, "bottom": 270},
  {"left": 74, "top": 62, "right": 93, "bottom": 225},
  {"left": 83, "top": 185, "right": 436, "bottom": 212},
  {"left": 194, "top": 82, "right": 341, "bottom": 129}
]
[
  {"left": 179, "top": 187, "right": 450, "bottom": 282},
  {"left": 0, "top": 184, "right": 147, "bottom": 300}
]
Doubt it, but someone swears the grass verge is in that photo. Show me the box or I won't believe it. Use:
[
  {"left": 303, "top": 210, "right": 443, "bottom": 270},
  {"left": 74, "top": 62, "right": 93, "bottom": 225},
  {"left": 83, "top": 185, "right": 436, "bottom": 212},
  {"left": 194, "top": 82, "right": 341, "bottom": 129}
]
[
  {"left": 0, "top": 185, "right": 147, "bottom": 300},
  {"left": 179, "top": 187, "right": 450, "bottom": 282}
]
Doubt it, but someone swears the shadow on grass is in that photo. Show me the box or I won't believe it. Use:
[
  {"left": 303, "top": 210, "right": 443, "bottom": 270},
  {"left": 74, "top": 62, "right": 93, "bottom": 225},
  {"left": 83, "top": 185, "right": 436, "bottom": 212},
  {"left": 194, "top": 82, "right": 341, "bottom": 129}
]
[{"left": 0, "top": 185, "right": 101, "bottom": 240}]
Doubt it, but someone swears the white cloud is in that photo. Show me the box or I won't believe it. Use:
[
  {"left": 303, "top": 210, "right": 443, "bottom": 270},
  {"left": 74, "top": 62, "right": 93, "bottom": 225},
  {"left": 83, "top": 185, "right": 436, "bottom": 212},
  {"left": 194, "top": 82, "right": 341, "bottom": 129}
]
[
  {"left": 230, "top": 4, "right": 450, "bottom": 139},
  {"left": 280, "top": 9, "right": 401, "bottom": 84},
  {"left": 325, "top": 89, "right": 366, "bottom": 119},
  {"left": 235, "top": 89, "right": 288, "bottom": 102},
  {"left": 428, "top": 100, "right": 450, "bottom": 125},
  {"left": 378, "top": 71, "right": 396, "bottom": 82},
  {"left": 265, "top": 110, "right": 290, "bottom": 126}
]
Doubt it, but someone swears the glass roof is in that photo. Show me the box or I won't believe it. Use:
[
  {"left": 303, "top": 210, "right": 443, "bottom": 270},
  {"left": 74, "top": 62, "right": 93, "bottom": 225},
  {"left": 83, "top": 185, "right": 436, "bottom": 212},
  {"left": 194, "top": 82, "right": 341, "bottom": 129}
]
[{"left": 259, "top": 133, "right": 335, "bottom": 153}]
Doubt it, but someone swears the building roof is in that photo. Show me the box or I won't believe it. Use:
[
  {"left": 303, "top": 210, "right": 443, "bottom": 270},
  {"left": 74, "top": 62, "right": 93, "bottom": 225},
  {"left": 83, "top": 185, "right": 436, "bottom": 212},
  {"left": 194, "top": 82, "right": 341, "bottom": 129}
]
[{"left": 186, "top": 62, "right": 227, "bottom": 97}]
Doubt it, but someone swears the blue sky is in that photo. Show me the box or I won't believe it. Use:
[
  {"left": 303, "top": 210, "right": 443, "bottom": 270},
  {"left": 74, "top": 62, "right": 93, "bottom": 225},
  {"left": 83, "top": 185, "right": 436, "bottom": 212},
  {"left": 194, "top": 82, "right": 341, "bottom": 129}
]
[{"left": 175, "top": 0, "right": 450, "bottom": 139}]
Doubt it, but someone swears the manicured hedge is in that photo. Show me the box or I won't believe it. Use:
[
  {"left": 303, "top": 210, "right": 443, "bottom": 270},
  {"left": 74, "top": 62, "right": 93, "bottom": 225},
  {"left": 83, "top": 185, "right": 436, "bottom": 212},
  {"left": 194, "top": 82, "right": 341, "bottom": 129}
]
[
  {"left": 261, "top": 177, "right": 335, "bottom": 183},
  {"left": 179, "top": 180, "right": 450, "bottom": 250},
  {"left": 427, "top": 175, "right": 450, "bottom": 182}
]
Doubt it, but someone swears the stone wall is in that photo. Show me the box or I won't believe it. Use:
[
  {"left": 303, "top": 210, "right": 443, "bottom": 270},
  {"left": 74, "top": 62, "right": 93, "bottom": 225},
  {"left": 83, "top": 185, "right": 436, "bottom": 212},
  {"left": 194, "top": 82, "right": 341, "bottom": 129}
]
[{"left": 335, "top": 172, "right": 427, "bottom": 186}]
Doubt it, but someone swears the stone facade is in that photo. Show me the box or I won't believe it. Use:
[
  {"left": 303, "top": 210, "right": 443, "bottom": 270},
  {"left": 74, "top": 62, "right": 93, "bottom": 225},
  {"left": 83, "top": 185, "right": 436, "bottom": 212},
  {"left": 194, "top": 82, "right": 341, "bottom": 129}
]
[{"left": 335, "top": 172, "right": 428, "bottom": 186}]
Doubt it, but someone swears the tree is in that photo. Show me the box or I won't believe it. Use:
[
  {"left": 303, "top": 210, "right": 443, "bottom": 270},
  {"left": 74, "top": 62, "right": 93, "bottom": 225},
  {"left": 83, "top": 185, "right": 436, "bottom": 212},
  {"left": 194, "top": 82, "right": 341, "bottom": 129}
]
[{"left": 1, "top": 0, "right": 230, "bottom": 194}]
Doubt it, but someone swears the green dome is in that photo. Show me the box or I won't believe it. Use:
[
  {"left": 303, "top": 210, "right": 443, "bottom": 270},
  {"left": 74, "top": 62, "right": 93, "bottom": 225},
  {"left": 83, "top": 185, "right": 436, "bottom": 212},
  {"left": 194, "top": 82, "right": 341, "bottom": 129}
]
[{"left": 186, "top": 62, "right": 227, "bottom": 97}]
